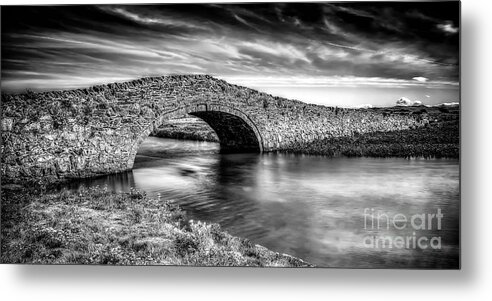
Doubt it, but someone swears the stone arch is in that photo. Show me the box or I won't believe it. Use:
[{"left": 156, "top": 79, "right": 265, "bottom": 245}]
[{"left": 127, "top": 103, "right": 264, "bottom": 169}]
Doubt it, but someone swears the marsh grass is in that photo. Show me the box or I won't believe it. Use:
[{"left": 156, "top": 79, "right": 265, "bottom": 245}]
[{"left": 1, "top": 185, "right": 312, "bottom": 267}]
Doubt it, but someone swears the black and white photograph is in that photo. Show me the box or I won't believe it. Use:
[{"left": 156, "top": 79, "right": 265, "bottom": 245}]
[{"left": 1, "top": 1, "right": 460, "bottom": 269}]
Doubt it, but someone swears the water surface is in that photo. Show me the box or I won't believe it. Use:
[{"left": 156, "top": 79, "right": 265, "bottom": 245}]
[{"left": 72, "top": 137, "right": 459, "bottom": 268}]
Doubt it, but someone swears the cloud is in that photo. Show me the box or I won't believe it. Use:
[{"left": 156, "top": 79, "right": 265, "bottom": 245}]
[
  {"left": 396, "top": 97, "right": 422, "bottom": 106},
  {"left": 413, "top": 76, "right": 428, "bottom": 82},
  {"left": 426, "top": 102, "right": 459, "bottom": 107},
  {"left": 239, "top": 40, "right": 311, "bottom": 64},
  {"left": 1, "top": 3, "right": 459, "bottom": 99},
  {"left": 220, "top": 75, "right": 458, "bottom": 89},
  {"left": 101, "top": 6, "right": 200, "bottom": 29},
  {"left": 437, "top": 21, "right": 459, "bottom": 34},
  {"left": 351, "top": 104, "right": 373, "bottom": 109},
  {"left": 437, "top": 102, "right": 459, "bottom": 106}
]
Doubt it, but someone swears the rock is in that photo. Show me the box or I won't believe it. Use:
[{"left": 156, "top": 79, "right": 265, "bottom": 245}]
[
  {"left": 1, "top": 183, "right": 24, "bottom": 190},
  {"left": 56, "top": 156, "right": 71, "bottom": 173},
  {"left": 2, "top": 118, "right": 13, "bottom": 131}
]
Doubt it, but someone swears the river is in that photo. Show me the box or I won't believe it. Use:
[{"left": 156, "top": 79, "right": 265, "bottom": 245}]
[{"left": 71, "top": 137, "right": 460, "bottom": 268}]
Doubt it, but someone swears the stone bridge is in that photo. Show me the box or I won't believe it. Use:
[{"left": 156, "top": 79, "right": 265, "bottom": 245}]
[{"left": 1, "top": 75, "right": 424, "bottom": 182}]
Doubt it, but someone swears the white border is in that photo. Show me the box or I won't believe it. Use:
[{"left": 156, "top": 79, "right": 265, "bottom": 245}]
[{"left": 2, "top": 0, "right": 491, "bottom": 300}]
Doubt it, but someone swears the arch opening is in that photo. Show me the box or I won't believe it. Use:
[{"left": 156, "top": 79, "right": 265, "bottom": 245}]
[
  {"left": 129, "top": 105, "right": 264, "bottom": 170},
  {"left": 189, "top": 110, "right": 261, "bottom": 153}
]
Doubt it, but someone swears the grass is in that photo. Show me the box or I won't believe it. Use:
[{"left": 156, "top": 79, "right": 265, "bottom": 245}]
[{"left": 0, "top": 185, "right": 312, "bottom": 267}]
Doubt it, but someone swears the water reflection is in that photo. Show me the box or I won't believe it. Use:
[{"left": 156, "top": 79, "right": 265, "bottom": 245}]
[{"left": 70, "top": 137, "right": 459, "bottom": 268}]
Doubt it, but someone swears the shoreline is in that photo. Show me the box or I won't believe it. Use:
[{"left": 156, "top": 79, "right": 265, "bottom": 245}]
[{"left": 0, "top": 184, "right": 313, "bottom": 267}]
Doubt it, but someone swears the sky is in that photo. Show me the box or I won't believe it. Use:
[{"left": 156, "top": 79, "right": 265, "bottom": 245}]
[{"left": 1, "top": 2, "right": 460, "bottom": 107}]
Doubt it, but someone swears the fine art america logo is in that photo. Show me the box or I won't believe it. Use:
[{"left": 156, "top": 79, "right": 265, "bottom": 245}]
[{"left": 363, "top": 208, "right": 443, "bottom": 249}]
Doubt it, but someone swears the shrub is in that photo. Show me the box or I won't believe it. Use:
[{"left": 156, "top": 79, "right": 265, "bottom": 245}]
[{"left": 174, "top": 233, "right": 198, "bottom": 256}]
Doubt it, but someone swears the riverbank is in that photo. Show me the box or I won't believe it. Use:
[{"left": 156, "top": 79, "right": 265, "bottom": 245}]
[
  {"left": 298, "top": 105, "right": 459, "bottom": 158},
  {"left": 151, "top": 117, "right": 219, "bottom": 142},
  {"left": 284, "top": 119, "right": 459, "bottom": 158},
  {"left": 0, "top": 184, "right": 312, "bottom": 267}
]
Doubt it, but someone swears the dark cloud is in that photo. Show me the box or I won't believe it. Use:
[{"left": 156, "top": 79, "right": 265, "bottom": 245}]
[{"left": 1, "top": 2, "right": 459, "bottom": 95}]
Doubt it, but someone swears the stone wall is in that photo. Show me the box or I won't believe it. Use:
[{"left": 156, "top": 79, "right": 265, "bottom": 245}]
[{"left": 1, "top": 75, "right": 427, "bottom": 183}]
